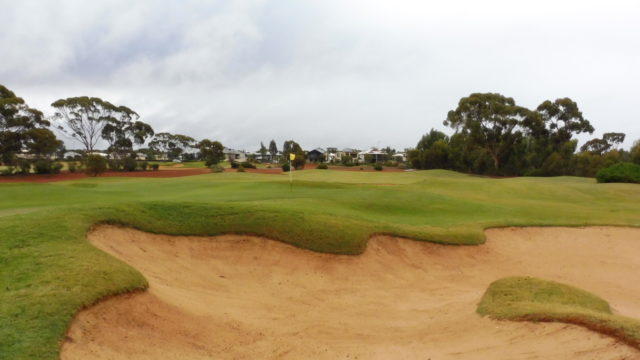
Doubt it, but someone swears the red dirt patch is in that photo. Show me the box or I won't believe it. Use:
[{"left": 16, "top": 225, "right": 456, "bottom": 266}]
[{"left": 0, "top": 169, "right": 210, "bottom": 184}]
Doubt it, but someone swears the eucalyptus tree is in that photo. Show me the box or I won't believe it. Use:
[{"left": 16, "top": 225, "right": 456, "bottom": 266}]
[
  {"left": 580, "top": 132, "right": 626, "bottom": 155},
  {"left": 197, "top": 139, "right": 224, "bottom": 165},
  {"left": 51, "top": 97, "right": 139, "bottom": 153},
  {"left": 102, "top": 117, "right": 154, "bottom": 158},
  {"left": 0, "top": 84, "right": 53, "bottom": 165},
  {"left": 520, "top": 98, "right": 593, "bottom": 173},
  {"left": 282, "top": 140, "right": 305, "bottom": 168},
  {"left": 444, "top": 93, "right": 530, "bottom": 173},
  {"left": 602, "top": 132, "right": 626, "bottom": 150},
  {"left": 533, "top": 98, "right": 594, "bottom": 147},
  {"left": 149, "top": 132, "right": 196, "bottom": 160}
]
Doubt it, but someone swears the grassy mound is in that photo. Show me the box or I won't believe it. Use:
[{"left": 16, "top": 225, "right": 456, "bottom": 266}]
[
  {"left": 478, "top": 277, "right": 640, "bottom": 349},
  {"left": 596, "top": 162, "right": 640, "bottom": 184}
]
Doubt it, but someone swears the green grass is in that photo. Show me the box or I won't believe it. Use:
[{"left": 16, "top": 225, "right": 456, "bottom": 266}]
[
  {"left": 1, "top": 170, "right": 640, "bottom": 359},
  {"left": 478, "top": 277, "right": 640, "bottom": 349}
]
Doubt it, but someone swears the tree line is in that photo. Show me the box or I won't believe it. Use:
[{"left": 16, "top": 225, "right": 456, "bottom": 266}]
[
  {"left": 3, "top": 85, "right": 638, "bottom": 177},
  {"left": 0, "top": 84, "right": 227, "bottom": 174},
  {"left": 408, "top": 93, "right": 640, "bottom": 176}
]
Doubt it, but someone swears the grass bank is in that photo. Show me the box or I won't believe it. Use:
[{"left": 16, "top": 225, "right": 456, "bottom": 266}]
[{"left": 477, "top": 277, "right": 640, "bottom": 349}]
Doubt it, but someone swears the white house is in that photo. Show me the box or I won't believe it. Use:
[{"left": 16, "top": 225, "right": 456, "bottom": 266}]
[
  {"left": 336, "top": 148, "right": 359, "bottom": 162},
  {"left": 224, "top": 148, "right": 248, "bottom": 162},
  {"left": 87, "top": 151, "right": 108, "bottom": 158},
  {"left": 357, "top": 148, "right": 387, "bottom": 163},
  {"left": 392, "top": 153, "right": 407, "bottom": 162},
  {"left": 154, "top": 153, "right": 169, "bottom": 161},
  {"left": 253, "top": 151, "right": 281, "bottom": 163}
]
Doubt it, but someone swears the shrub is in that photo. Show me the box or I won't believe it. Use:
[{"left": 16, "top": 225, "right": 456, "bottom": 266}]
[
  {"left": 33, "top": 159, "right": 62, "bottom": 174},
  {"left": 240, "top": 161, "right": 256, "bottom": 169},
  {"left": 209, "top": 164, "right": 224, "bottom": 173},
  {"left": 138, "top": 161, "right": 149, "bottom": 171},
  {"left": 85, "top": 155, "right": 107, "bottom": 177},
  {"left": 317, "top": 163, "right": 328, "bottom": 169},
  {"left": 237, "top": 165, "right": 246, "bottom": 172},
  {"left": 292, "top": 154, "right": 306, "bottom": 170},
  {"left": 151, "top": 163, "right": 159, "bottom": 171},
  {"left": 51, "top": 162, "right": 63, "bottom": 174},
  {"left": 230, "top": 161, "right": 239, "bottom": 169},
  {"left": 107, "top": 159, "right": 122, "bottom": 171},
  {"left": 123, "top": 158, "right": 138, "bottom": 172},
  {"left": 0, "top": 167, "right": 13, "bottom": 175},
  {"left": 16, "top": 159, "right": 31, "bottom": 174},
  {"left": 398, "top": 163, "right": 407, "bottom": 170},
  {"left": 596, "top": 162, "right": 640, "bottom": 184},
  {"left": 34, "top": 159, "right": 52, "bottom": 174},
  {"left": 68, "top": 162, "right": 78, "bottom": 173},
  {"left": 374, "top": 163, "right": 383, "bottom": 171},
  {"left": 282, "top": 163, "right": 291, "bottom": 172}
]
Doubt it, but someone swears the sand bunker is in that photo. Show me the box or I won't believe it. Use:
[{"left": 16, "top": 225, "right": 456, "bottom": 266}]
[{"left": 61, "top": 226, "right": 640, "bottom": 359}]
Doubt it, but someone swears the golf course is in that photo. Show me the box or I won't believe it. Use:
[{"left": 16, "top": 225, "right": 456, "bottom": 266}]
[{"left": 2, "top": 169, "right": 640, "bottom": 359}]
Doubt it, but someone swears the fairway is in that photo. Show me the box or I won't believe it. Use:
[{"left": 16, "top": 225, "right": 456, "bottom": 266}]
[{"left": 1, "top": 170, "right": 640, "bottom": 359}]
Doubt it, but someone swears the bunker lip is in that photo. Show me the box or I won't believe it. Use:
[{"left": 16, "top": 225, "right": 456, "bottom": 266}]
[{"left": 61, "top": 226, "right": 640, "bottom": 360}]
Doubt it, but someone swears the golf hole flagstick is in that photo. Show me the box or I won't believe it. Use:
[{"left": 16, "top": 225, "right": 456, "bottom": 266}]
[{"left": 289, "top": 153, "right": 295, "bottom": 190}]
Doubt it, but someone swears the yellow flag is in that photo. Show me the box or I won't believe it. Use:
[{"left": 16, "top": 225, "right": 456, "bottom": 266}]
[{"left": 289, "top": 153, "right": 296, "bottom": 161}]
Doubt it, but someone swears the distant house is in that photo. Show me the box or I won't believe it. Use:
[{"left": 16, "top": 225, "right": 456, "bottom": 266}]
[
  {"left": 154, "top": 153, "right": 169, "bottom": 161},
  {"left": 254, "top": 151, "right": 281, "bottom": 163},
  {"left": 15, "top": 149, "right": 36, "bottom": 160},
  {"left": 181, "top": 149, "right": 199, "bottom": 161},
  {"left": 64, "top": 151, "right": 83, "bottom": 160},
  {"left": 392, "top": 153, "right": 407, "bottom": 162},
  {"left": 357, "top": 148, "right": 387, "bottom": 163},
  {"left": 224, "top": 148, "right": 247, "bottom": 162},
  {"left": 336, "top": 148, "right": 359, "bottom": 162},
  {"left": 135, "top": 152, "right": 148, "bottom": 161},
  {"left": 87, "top": 151, "right": 108, "bottom": 158},
  {"left": 306, "top": 148, "right": 326, "bottom": 162},
  {"left": 325, "top": 147, "right": 338, "bottom": 162}
]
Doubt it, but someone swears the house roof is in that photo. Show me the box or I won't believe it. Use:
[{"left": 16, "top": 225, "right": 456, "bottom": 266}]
[
  {"left": 223, "top": 148, "right": 246, "bottom": 155},
  {"left": 358, "top": 148, "right": 385, "bottom": 155},
  {"left": 308, "top": 147, "right": 326, "bottom": 154}
]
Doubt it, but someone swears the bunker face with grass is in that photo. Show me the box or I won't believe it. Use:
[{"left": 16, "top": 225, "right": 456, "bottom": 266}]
[{"left": 1, "top": 170, "right": 640, "bottom": 359}]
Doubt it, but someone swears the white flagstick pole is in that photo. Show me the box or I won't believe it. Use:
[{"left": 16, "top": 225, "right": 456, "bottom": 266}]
[{"left": 289, "top": 157, "right": 293, "bottom": 191}]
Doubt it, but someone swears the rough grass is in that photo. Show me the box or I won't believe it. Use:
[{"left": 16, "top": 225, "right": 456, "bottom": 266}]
[
  {"left": 477, "top": 277, "right": 640, "bottom": 349},
  {"left": 1, "top": 170, "right": 639, "bottom": 359}
]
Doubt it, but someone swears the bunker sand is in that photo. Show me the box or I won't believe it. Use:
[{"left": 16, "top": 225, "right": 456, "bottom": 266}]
[{"left": 62, "top": 226, "right": 640, "bottom": 359}]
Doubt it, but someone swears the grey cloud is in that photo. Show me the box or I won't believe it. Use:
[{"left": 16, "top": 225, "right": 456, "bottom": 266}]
[{"left": 1, "top": 0, "right": 638, "bottom": 152}]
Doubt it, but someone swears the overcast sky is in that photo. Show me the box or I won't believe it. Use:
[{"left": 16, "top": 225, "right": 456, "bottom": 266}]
[{"left": 1, "top": 0, "right": 638, "bottom": 151}]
